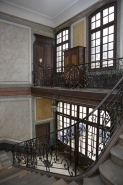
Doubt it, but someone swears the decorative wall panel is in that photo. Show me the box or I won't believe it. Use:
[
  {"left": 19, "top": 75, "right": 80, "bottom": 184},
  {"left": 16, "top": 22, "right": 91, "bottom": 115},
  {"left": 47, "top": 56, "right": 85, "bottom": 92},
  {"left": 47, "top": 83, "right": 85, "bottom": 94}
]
[
  {"left": 0, "top": 98, "right": 32, "bottom": 141},
  {"left": 0, "top": 20, "right": 31, "bottom": 84},
  {"left": 73, "top": 20, "right": 84, "bottom": 47},
  {"left": 36, "top": 98, "right": 52, "bottom": 120}
]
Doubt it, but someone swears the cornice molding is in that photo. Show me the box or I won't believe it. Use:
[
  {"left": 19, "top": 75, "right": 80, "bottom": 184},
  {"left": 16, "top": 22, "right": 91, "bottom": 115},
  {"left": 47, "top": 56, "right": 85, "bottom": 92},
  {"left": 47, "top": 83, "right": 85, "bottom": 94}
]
[
  {"left": 54, "top": 0, "right": 110, "bottom": 32},
  {"left": 0, "top": 11, "right": 55, "bottom": 31}
]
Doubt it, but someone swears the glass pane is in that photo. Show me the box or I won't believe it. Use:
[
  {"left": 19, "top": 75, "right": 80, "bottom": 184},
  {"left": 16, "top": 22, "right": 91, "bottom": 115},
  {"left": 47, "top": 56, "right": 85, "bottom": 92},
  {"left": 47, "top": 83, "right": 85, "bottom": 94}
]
[
  {"left": 108, "top": 50, "right": 113, "bottom": 58},
  {"left": 103, "top": 44, "right": 108, "bottom": 51},
  {"left": 109, "top": 13, "right": 114, "bottom": 22},
  {"left": 109, "top": 6, "right": 114, "bottom": 14},
  {"left": 63, "top": 36, "right": 65, "bottom": 41},
  {"left": 96, "top": 46, "right": 100, "bottom": 53},
  {"left": 103, "top": 61, "right": 107, "bottom": 67},
  {"left": 57, "top": 35, "right": 59, "bottom": 39},
  {"left": 59, "top": 38, "right": 61, "bottom": 43},
  {"left": 63, "top": 44, "right": 65, "bottom": 50},
  {"left": 91, "top": 40, "right": 95, "bottom": 47},
  {"left": 109, "top": 34, "right": 114, "bottom": 42},
  {"left": 103, "top": 36, "right": 108, "bottom": 44},
  {"left": 66, "top": 43, "right": 68, "bottom": 49},
  {"left": 91, "top": 62, "right": 95, "bottom": 69},
  {"left": 109, "top": 25, "right": 114, "bottom": 34},
  {"left": 96, "top": 20, "right": 100, "bottom": 28},
  {"left": 108, "top": 60, "right": 113, "bottom": 66},
  {"left": 96, "top": 31, "right": 100, "bottom": 39},
  {"left": 108, "top": 42, "right": 113, "bottom": 50},
  {"left": 96, "top": 53, "right": 100, "bottom": 61},
  {"left": 96, "top": 39, "right": 100, "bottom": 46},
  {"left": 91, "top": 22, "right": 95, "bottom": 30},
  {"left": 91, "top": 16, "right": 95, "bottom": 22},
  {"left": 91, "top": 33, "right": 95, "bottom": 40},
  {"left": 91, "top": 47, "right": 95, "bottom": 54},
  {"left": 103, "top": 16, "right": 108, "bottom": 25},
  {"left": 66, "top": 35, "right": 68, "bottom": 40},
  {"left": 91, "top": 55, "right": 95, "bottom": 61},
  {"left": 96, "top": 12, "right": 100, "bottom": 20},
  {"left": 66, "top": 30, "right": 68, "bottom": 34},
  {"left": 63, "top": 31, "right": 65, "bottom": 36},
  {"left": 96, "top": 62, "right": 100, "bottom": 68},
  {"left": 103, "top": 8, "right": 108, "bottom": 17},
  {"left": 59, "top": 33, "right": 61, "bottom": 37},
  {"left": 103, "top": 52, "right": 107, "bottom": 59},
  {"left": 103, "top": 28, "right": 108, "bottom": 36}
]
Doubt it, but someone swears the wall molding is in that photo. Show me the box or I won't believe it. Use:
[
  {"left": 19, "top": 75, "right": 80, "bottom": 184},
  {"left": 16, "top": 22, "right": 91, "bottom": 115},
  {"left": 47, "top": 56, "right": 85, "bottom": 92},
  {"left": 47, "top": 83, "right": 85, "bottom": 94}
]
[{"left": 0, "top": 87, "right": 31, "bottom": 96}]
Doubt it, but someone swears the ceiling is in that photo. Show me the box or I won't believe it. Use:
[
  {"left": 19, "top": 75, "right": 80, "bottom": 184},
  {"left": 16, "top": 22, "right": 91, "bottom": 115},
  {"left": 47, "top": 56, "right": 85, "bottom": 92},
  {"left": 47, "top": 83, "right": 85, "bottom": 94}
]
[{"left": 0, "top": 0, "right": 101, "bottom": 27}]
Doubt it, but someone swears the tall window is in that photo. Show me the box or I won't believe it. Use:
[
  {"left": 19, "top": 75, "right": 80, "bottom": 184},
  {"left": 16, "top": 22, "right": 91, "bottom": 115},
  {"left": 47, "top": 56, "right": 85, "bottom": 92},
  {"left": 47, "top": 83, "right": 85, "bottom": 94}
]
[
  {"left": 56, "top": 28, "right": 69, "bottom": 72},
  {"left": 57, "top": 101, "right": 111, "bottom": 160},
  {"left": 89, "top": 2, "right": 117, "bottom": 69}
]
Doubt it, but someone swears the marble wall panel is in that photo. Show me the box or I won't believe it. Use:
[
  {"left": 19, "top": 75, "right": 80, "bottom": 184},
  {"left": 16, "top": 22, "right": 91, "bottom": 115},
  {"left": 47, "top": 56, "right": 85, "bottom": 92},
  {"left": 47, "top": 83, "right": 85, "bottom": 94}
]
[
  {"left": 0, "top": 98, "right": 32, "bottom": 141},
  {"left": 0, "top": 20, "right": 31, "bottom": 84}
]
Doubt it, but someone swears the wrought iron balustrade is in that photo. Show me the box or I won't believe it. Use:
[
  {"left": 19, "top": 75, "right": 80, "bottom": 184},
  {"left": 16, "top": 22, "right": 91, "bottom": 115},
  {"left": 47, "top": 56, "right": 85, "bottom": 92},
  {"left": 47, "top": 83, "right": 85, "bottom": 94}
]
[
  {"left": 32, "top": 57, "right": 123, "bottom": 89},
  {"left": 13, "top": 77, "right": 123, "bottom": 176}
]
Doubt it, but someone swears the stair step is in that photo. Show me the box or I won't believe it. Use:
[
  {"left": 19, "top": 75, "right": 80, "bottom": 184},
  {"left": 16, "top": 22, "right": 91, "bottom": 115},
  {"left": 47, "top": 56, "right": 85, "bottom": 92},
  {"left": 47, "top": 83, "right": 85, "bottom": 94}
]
[
  {"left": 83, "top": 176, "right": 104, "bottom": 185},
  {"left": 41, "top": 176, "right": 57, "bottom": 185},
  {"left": 29, "top": 174, "right": 48, "bottom": 185},
  {"left": 0, "top": 169, "right": 28, "bottom": 184},
  {"left": 17, "top": 172, "right": 41, "bottom": 185},
  {"left": 0, "top": 151, "right": 6, "bottom": 155},
  {"left": 6, "top": 151, "right": 13, "bottom": 164},
  {"left": 119, "top": 133, "right": 123, "bottom": 147},
  {"left": 51, "top": 178, "right": 67, "bottom": 185},
  {"left": 99, "top": 159, "right": 123, "bottom": 185},
  {"left": 0, "top": 176, "right": 19, "bottom": 185},
  {"left": 68, "top": 181, "right": 79, "bottom": 185},
  {"left": 0, "top": 167, "right": 23, "bottom": 180},
  {"left": 17, "top": 171, "right": 35, "bottom": 182},
  {"left": 110, "top": 144, "right": 123, "bottom": 168}
]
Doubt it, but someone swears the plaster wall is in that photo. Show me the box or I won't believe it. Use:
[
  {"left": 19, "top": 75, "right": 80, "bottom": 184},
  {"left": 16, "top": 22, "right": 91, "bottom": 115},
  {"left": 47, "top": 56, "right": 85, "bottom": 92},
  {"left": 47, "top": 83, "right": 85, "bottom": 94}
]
[
  {"left": 0, "top": 19, "right": 31, "bottom": 84},
  {"left": 0, "top": 98, "right": 32, "bottom": 141}
]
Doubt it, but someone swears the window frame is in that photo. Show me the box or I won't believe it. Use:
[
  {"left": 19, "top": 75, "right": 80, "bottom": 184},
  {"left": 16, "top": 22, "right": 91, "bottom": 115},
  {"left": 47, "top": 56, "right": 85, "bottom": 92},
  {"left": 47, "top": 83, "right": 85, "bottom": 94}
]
[
  {"left": 88, "top": 1, "right": 117, "bottom": 71},
  {"left": 55, "top": 27, "right": 70, "bottom": 72}
]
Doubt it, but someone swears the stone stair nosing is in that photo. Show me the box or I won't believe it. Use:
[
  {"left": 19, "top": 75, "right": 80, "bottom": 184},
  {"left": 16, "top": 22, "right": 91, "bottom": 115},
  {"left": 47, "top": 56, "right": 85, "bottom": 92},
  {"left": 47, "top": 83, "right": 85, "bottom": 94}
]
[{"left": 67, "top": 181, "right": 79, "bottom": 185}]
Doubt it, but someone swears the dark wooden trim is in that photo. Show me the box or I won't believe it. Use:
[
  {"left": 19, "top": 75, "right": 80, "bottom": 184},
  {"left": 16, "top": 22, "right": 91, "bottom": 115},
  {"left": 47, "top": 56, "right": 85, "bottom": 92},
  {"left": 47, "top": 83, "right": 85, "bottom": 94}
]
[
  {"left": 0, "top": 87, "right": 31, "bottom": 96},
  {"left": 31, "top": 87, "right": 116, "bottom": 108}
]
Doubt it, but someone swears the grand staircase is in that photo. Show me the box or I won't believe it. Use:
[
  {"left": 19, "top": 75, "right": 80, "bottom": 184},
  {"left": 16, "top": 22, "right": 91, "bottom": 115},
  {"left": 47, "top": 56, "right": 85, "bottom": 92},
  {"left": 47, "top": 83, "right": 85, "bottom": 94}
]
[{"left": 0, "top": 133, "right": 122, "bottom": 185}]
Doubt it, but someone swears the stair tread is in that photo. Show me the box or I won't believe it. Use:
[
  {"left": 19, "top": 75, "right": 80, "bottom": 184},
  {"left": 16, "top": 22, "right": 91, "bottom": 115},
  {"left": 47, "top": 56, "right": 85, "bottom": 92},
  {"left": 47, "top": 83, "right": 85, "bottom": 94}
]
[
  {"left": 0, "top": 167, "right": 23, "bottom": 180},
  {"left": 99, "top": 159, "right": 123, "bottom": 185},
  {"left": 110, "top": 145, "right": 123, "bottom": 160},
  {"left": 29, "top": 174, "right": 48, "bottom": 185},
  {"left": 68, "top": 181, "right": 79, "bottom": 185},
  {"left": 17, "top": 171, "right": 35, "bottom": 182},
  {"left": 119, "top": 134, "right": 123, "bottom": 147},
  {"left": 41, "top": 176, "right": 57, "bottom": 185},
  {"left": 17, "top": 172, "right": 41, "bottom": 185},
  {"left": 83, "top": 176, "right": 104, "bottom": 185},
  {"left": 51, "top": 178, "right": 67, "bottom": 185}
]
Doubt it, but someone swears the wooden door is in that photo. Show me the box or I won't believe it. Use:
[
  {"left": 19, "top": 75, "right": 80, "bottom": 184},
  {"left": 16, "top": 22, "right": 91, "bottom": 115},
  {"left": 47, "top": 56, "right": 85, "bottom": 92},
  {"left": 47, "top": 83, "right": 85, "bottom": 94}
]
[{"left": 35, "top": 123, "right": 50, "bottom": 143}]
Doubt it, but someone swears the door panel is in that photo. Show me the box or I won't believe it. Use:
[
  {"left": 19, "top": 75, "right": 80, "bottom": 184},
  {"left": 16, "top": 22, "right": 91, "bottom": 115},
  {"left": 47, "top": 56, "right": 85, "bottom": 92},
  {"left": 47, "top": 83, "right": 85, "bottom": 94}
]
[{"left": 35, "top": 122, "right": 50, "bottom": 143}]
